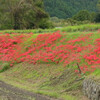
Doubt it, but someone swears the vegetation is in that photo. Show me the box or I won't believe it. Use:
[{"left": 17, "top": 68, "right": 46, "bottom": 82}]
[
  {"left": 95, "top": 13, "right": 100, "bottom": 22},
  {"left": 72, "top": 10, "right": 95, "bottom": 22},
  {"left": 0, "top": 29, "right": 100, "bottom": 100},
  {"left": 95, "top": 0, "right": 100, "bottom": 22},
  {"left": 0, "top": 0, "right": 100, "bottom": 100},
  {"left": 0, "top": 63, "right": 82, "bottom": 100},
  {"left": 44, "top": 0, "right": 98, "bottom": 18},
  {"left": 0, "top": 24, "right": 99, "bottom": 34},
  {"left": 97, "top": 0, "right": 100, "bottom": 12},
  {"left": 44, "top": 0, "right": 100, "bottom": 26},
  {"left": 0, "top": 0, "right": 52, "bottom": 30},
  {"left": 0, "top": 0, "right": 99, "bottom": 30}
]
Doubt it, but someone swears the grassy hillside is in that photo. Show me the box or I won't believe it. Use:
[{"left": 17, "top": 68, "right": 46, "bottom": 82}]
[
  {"left": 0, "top": 63, "right": 82, "bottom": 100},
  {"left": 0, "top": 26, "right": 100, "bottom": 100}
]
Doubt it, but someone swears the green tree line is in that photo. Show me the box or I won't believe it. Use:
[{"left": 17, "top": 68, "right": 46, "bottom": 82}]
[
  {"left": 44, "top": 0, "right": 98, "bottom": 19},
  {"left": 72, "top": 0, "right": 100, "bottom": 23},
  {"left": 0, "top": 0, "right": 100, "bottom": 30},
  {"left": 0, "top": 0, "right": 53, "bottom": 30}
]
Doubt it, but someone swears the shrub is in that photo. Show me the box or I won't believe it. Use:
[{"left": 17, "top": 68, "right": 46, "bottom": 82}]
[
  {"left": 94, "top": 13, "right": 100, "bottom": 23},
  {"left": 73, "top": 10, "right": 91, "bottom": 21}
]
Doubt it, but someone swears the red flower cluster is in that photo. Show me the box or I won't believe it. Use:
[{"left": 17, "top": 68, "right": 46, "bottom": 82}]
[{"left": 0, "top": 31, "right": 100, "bottom": 74}]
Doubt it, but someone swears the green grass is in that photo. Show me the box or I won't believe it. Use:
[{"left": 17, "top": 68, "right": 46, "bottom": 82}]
[
  {"left": 0, "top": 24, "right": 100, "bottom": 34},
  {"left": 91, "top": 68, "right": 100, "bottom": 76},
  {"left": 0, "top": 62, "right": 83, "bottom": 100}
]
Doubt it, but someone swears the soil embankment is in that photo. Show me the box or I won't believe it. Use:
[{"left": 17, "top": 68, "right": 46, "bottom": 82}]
[{"left": 0, "top": 81, "right": 58, "bottom": 100}]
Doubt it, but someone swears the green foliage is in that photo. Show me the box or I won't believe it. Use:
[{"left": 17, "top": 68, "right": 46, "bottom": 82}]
[
  {"left": 66, "top": 18, "right": 91, "bottom": 26},
  {"left": 90, "top": 12, "right": 97, "bottom": 22},
  {"left": 38, "top": 18, "right": 54, "bottom": 29},
  {"left": 71, "top": 10, "right": 98, "bottom": 23},
  {"left": 73, "top": 10, "right": 91, "bottom": 21},
  {"left": 95, "top": 0, "right": 100, "bottom": 22},
  {"left": 95, "top": 13, "right": 100, "bottom": 22},
  {"left": 0, "top": 0, "right": 51, "bottom": 30},
  {"left": 0, "top": 16, "right": 12, "bottom": 29},
  {"left": 97, "top": 0, "right": 100, "bottom": 12},
  {"left": 44, "top": 0, "right": 98, "bottom": 19}
]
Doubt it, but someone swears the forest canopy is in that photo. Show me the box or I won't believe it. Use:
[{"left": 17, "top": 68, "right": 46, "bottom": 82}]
[{"left": 44, "top": 0, "right": 98, "bottom": 19}]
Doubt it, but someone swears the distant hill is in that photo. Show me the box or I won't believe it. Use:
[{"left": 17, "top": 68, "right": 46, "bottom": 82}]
[{"left": 44, "top": 0, "right": 98, "bottom": 19}]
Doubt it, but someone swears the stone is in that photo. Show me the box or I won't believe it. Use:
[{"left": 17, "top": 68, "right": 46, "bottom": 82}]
[{"left": 83, "top": 78, "right": 100, "bottom": 100}]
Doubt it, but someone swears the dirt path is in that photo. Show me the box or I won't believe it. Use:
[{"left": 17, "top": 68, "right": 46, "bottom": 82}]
[{"left": 0, "top": 81, "right": 59, "bottom": 100}]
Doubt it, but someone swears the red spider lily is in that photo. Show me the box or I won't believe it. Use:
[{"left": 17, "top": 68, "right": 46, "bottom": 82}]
[{"left": 0, "top": 31, "right": 100, "bottom": 74}]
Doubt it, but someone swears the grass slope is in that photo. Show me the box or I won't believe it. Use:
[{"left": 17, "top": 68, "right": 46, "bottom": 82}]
[
  {"left": 0, "top": 62, "right": 84, "bottom": 100},
  {"left": 0, "top": 28, "right": 100, "bottom": 100}
]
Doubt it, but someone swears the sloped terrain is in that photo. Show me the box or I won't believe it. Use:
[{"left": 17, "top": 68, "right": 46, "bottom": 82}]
[
  {"left": 0, "top": 62, "right": 88, "bottom": 100},
  {"left": 0, "top": 29, "right": 100, "bottom": 100}
]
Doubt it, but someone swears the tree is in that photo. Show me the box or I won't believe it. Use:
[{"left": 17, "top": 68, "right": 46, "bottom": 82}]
[
  {"left": 72, "top": 10, "right": 91, "bottom": 21},
  {"left": 94, "top": 0, "right": 100, "bottom": 23},
  {"left": 95, "top": 13, "right": 100, "bottom": 22},
  {"left": 0, "top": 0, "right": 50, "bottom": 29},
  {"left": 97, "top": 0, "right": 100, "bottom": 12},
  {"left": 44, "top": 0, "right": 98, "bottom": 19},
  {"left": 90, "top": 12, "right": 96, "bottom": 22}
]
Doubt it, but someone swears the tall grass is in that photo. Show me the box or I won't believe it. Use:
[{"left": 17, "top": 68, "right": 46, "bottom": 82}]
[{"left": 0, "top": 24, "right": 100, "bottom": 34}]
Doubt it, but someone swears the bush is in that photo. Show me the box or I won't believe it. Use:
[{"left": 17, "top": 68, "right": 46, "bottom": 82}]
[
  {"left": 73, "top": 10, "right": 91, "bottom": 21},
  {"left": 66, "top": 18, "right": 91, "bottom": 26},
  {"left": 94, "top": 13, "right": 100, "bottom": 23},
  {"left": 39, "top": 18, "right": 54, "bottom": 29},
  {"left": 66, "top": 18, "right": 78, "bottom": 25}
]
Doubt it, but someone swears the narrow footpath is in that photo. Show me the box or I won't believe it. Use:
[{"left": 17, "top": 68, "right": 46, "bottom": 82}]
[{"left": 0, "top": 81, "right": 59, "bottom": 100}]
